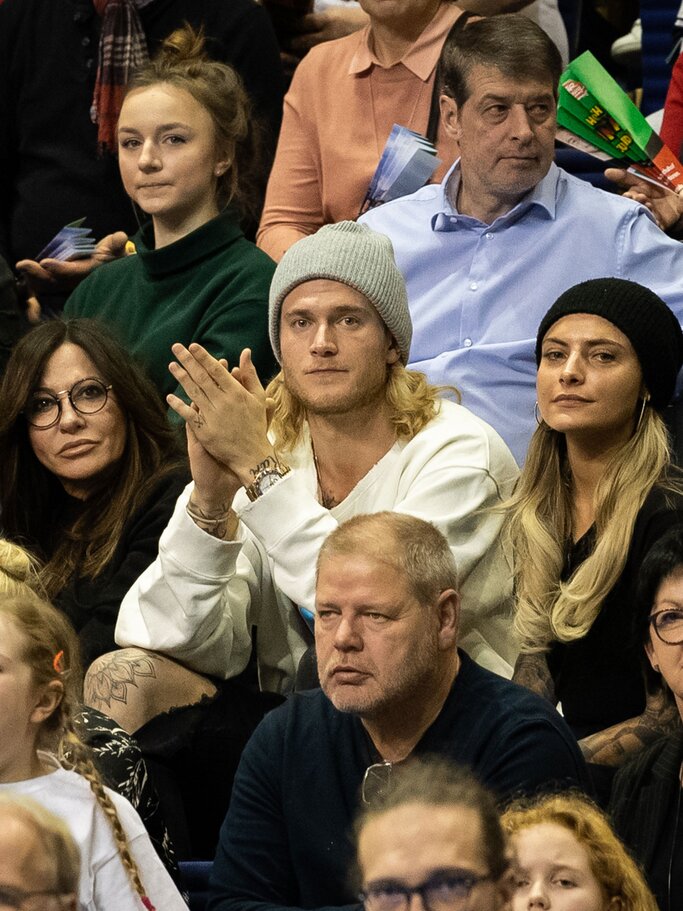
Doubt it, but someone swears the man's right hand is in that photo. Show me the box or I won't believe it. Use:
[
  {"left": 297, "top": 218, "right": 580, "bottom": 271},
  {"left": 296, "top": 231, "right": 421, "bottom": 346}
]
[
  {"left": 16, "top": 230, "right": 129, "bottom": 293},
  {"left": 185, "top": 395, "right": 242, "bottom": 514},
  {"left": 167, "top": 344, "right": 276, "bottom": 488}
]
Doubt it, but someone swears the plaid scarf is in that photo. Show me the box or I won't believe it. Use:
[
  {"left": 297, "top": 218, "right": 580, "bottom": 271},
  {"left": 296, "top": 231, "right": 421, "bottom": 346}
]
[{"left": 91, "top": 0, "right": 155, "bottom": 154}]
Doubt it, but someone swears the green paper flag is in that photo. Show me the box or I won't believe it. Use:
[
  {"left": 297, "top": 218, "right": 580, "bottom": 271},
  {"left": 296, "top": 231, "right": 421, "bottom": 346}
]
[{"left": 557, "top": 51, "right": 683, "bottom": 192}]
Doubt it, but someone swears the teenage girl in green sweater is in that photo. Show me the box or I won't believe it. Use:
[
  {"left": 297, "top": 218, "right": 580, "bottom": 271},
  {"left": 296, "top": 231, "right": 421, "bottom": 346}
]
[{"left": 64, "top": 26, "right": 277, "bottom": 398}]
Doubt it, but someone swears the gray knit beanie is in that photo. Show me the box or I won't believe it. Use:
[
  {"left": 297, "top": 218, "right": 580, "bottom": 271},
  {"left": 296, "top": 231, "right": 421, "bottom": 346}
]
[
  {"left": 268, "top": 221, "right": 412, "bottom": 364},
  {"left": 536, "top": 278, "right": 683, "bottom": 411}
]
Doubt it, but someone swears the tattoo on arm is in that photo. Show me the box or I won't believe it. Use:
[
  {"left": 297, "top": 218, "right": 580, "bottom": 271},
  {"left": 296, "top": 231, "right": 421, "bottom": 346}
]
[
  {"left": 579, "top": 690, "right": 681, "bottom": 766},
  {"left": 84, "top": 652, "right": 158, "bottom": 710},
  {"left": 513, "top": 652, "right": 557, "bottom": 705},
  {"left": 250, "top": 455, "right": 282, "bottom": 477}
]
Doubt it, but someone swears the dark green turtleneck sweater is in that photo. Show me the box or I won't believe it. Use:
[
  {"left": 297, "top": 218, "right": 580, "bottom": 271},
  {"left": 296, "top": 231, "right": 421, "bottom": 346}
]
[{"left": 65, "top": 210, "right": 278, "bottom": 396}]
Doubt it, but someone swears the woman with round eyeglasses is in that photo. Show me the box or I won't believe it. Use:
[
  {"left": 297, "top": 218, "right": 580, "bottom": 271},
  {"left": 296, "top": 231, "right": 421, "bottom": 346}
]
[
  {"left": 502, "top": 793, "right": 658, "bottom": 911},
  {"left": 609, "top": 525, "right": 683, "bottom": 911},
  {"left": 506, "top": 278, "right": 683, "bottom": 774},
  {"left": 0, "top": 318, "right": 187, "bottom": 668}
]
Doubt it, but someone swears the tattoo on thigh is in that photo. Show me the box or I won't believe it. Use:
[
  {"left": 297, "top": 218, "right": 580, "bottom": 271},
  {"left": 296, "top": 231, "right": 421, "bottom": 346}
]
[{"left": 84, "top": 653, "right": 158, "bottom": 709}]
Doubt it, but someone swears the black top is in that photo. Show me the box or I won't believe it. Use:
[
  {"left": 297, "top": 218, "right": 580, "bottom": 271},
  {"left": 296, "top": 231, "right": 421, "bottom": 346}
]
[
  {"left": 547, "top": 486, "right": 683, "bottom": 737},
  {"left": 76, "top": 705, "right": 180, "bottom": 881},
  {"left": 648, "top": 780, "right": 683, "bottom": 911},
  {"left": 0, "top": 0, "right": 284, "bottom": 289},
  {"left": 54, "top": 469, "right": 187, "bottom": 665},
  {"left": 209, "top": 651, "right": 589, "bottom": 911},
  {"left": 610, "top": 731, "right": 683, "bottom": 911}
]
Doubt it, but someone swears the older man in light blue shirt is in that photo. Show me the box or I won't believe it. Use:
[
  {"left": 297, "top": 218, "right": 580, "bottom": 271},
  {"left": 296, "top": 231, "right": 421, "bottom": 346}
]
[{"left": 360, "top": 15, "right": 683, "bottom": 465}]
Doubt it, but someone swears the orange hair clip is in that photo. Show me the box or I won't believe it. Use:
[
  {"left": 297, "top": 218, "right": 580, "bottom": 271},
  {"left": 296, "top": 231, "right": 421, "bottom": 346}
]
[{"left": 52, "top": 650, "right": 65, "bottom": 674}]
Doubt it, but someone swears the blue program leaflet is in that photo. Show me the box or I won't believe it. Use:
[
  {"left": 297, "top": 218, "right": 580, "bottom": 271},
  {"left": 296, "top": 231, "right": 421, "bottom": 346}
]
[
  {"left": 36, "top": 218, "right": 98, "bottom": 262},
  {"left": 360, "top": 124, "right": 441, "bottom": 215}
]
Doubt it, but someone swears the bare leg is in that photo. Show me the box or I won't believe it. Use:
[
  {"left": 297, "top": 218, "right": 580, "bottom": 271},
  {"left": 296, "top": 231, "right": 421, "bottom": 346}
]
[{"left": 84, "top": 648, "right": 218, "bottom": 734}]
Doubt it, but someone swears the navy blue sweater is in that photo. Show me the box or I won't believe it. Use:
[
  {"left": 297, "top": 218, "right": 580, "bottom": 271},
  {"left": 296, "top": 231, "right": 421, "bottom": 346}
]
[{"left": 208, "top": 651, "right": 589, "bottom": 911}]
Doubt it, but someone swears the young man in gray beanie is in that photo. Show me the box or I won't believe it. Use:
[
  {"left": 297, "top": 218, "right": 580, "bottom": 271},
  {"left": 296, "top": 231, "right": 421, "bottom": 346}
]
[{"left": 103, "top": 221, "right": 518, "bottom": 735}]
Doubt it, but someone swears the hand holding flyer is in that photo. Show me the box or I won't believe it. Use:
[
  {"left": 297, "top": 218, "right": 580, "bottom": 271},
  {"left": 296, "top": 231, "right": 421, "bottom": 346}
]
[
  {"left": 35, "top": 218, "right": 98, "bottom": 263},
  {"left": 557, "top": 51, "right": 683, "bottom": 193}
]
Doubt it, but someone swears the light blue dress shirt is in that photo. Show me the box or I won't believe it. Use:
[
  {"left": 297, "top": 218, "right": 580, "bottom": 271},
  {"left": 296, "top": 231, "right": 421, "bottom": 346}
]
[{"left": 360, "top": 161, "right": 683, "bottom": 465}]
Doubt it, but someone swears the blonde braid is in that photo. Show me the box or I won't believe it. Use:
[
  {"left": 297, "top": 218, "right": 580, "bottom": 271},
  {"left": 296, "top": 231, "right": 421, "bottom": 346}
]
[
  {"left": 59, "top": 714, "right": 156, "bottom": 910},
  {"left": 0, "top": 592, "right": 158, "bottom": 910}
]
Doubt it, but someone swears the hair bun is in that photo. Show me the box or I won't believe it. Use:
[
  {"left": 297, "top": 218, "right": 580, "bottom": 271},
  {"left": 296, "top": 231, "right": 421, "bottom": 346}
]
[{"left": 158, "top": 24, "right": 208, "bottom": 66}]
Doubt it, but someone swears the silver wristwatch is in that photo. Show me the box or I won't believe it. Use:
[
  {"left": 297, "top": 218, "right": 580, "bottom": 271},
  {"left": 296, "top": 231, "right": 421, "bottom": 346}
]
[{"left": 244, "top": 463, "right": 291, "bottom": 502}]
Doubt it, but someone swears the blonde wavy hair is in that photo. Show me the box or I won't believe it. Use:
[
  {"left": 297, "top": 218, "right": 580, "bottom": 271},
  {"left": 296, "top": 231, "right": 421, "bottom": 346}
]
[
  {"left": 502, "top": 793, "right": 659, "bottom": 911},
  {"left": 0, "top": 561, "right": 157, "bottom": 909},
  {"left": 505, "top": 406, "right": 680, "bottom": 651},
  {"left": 267, "top": 362, "right": 459, "bottom": 452}
]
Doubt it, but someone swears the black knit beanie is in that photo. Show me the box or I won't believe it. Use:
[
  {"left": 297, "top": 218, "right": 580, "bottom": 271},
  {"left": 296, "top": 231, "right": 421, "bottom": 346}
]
[{"left": 535, "top": 278, "right": 683, "bottom": 411}]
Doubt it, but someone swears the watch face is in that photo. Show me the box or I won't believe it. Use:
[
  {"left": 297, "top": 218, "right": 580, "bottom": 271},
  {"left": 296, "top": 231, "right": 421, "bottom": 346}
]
[
  {"left": 258, "top": 471, "right": 284, "bottom": 494},
  {"left": 246, "top": 463, "right": 291, "bottom": 501}
]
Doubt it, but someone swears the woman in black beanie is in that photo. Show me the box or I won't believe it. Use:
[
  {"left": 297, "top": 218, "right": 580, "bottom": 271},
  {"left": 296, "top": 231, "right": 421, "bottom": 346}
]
[{"left": 506, "top": 277, "right": 683, "bottom": 774}]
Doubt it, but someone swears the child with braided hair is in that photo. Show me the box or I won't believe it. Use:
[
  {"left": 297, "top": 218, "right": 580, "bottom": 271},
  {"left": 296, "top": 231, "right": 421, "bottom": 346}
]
[
  {"left": 0, "top": 538, "right": 180, "bottom": 882},
  {"left": 0, "top": 591, "right": 187, "bottom": 911}
]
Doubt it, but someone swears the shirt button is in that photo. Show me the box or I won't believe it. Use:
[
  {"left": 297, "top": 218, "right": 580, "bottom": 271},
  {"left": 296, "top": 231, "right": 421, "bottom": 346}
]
[
  {"left": 464, "top": 338, "right": 473, "bottom": 348},
  {"left": 82, "top": 35, "right": 91, "bottom": 47},
  {"left": 469, "top": 281, "right": 478, "bottom": 291},
  {"left": 485, "top": 232, "right": 494, "bottom": 239}
]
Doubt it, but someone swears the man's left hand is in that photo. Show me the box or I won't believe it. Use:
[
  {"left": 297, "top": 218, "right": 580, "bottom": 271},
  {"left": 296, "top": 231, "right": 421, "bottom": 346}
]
[{"left": 167, "top": 343, "right": 277, "bottom": 486}]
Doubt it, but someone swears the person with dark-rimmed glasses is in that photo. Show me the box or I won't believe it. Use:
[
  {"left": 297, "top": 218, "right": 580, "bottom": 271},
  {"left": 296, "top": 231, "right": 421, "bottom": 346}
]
[
  {"left": 356, "top": 758, "right": 512, "bottom": 911},
  {"left": 207, "top": 511, "right": 588, "bottom": 911},
  {"left": 0, "top": 317, "right": 187, "bottom": 670},
  {"left": 610, "top": 525, "right": 683, "bottom": 911}
]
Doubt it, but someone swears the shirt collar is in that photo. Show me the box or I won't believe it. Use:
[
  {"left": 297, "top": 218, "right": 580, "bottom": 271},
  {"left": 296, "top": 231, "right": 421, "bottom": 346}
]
[
  {"left": 432, "top": 160, "right": 560, "bottom": 231},
  {"left": 348, "top": 4, "right": 456, "bottom": 80}
]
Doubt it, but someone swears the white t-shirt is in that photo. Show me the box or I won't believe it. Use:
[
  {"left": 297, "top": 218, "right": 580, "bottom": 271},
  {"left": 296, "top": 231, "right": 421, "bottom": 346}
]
[{"left": 0, "top": 756, "right": 187, "bottom": 911}]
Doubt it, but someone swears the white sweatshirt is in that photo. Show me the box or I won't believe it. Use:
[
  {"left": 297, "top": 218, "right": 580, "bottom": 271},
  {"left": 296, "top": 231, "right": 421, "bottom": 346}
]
[{"left": 117, "top": 399, "right": 519, "bottom": 688}]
